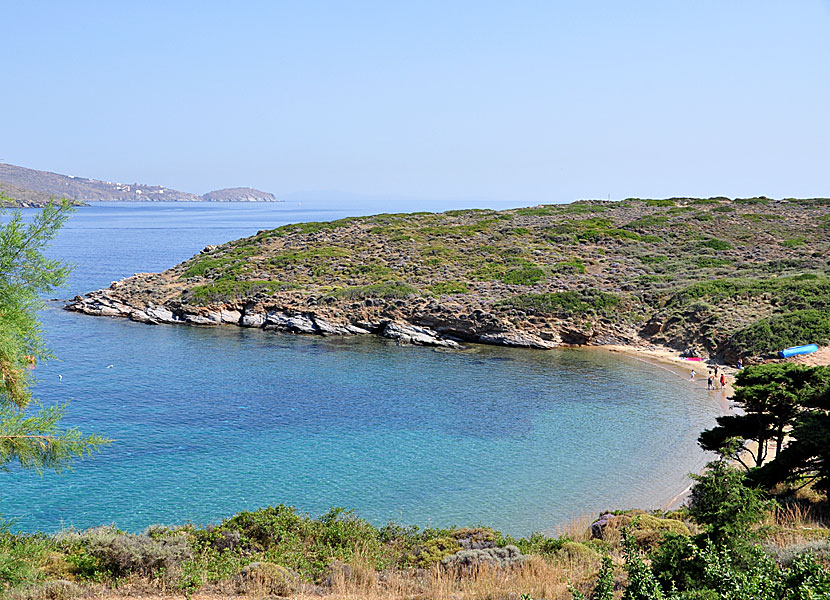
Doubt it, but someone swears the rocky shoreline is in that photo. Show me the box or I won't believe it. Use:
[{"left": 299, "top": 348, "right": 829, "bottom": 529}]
[{"left": 66, "top": 280, "right": 639, "bottom": 351}]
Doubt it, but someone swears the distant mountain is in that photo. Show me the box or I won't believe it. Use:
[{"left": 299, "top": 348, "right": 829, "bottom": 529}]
[
  {"left": 0, "top": 163, "right": 280, "bottom": 203},
  {"left": 201, "top": 187, "right": 277, "bottom": 202}
]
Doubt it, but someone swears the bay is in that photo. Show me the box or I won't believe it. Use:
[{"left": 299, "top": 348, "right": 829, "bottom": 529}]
[{"left": 1, "top": 201, "right": 721, "bottom": 536}]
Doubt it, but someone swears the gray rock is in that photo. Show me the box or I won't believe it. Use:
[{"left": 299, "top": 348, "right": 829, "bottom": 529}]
[
  {"left": 266, "top": 311, "right": 318, "bottom": 334},
  {"left": 441, "top": 545, "right": 523, "bottom": 570},
  {"left": 183, "top": 312, "right": 219, "bottom": 325},
  {"left": 475, "top": 330, "right": 558, "bottom": 349},
  {"left": 146, "top": 305, "right": 178, "bottom": 323},
  {"left": 311, "top": 316, "right": 349, "bottom": 335},
  {"left": 220, "top": 309, "right": 242, "bottom": 324},
  {"left": 241, "top": 312, "right": 265, "bottom": 327},
  {"left": 382, "top": 322, "right": 461, "bottom": 348},
  {"left": 345, "top": 324, "right": 371, "bottom": 335}
]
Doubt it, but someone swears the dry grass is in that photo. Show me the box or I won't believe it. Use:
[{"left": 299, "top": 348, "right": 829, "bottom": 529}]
[
  {"left": 13, "top": 555, "right": 606, "bottom": 600},
  {"left": 762, "top": 502, "right": 830, "bottom": 549},
  {"left": 302, "top": 555, "right": 597, "bottom": 600}
]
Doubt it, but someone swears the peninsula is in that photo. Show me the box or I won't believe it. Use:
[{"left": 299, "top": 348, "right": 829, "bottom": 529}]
[
  {"left": 0, "top": 162, "right": 280, "bottom": 205},
  {"left": 67, "top": 197, "right": 830, "bottom": 362}
]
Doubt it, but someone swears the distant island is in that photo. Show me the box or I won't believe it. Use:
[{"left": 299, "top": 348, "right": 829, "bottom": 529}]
[
  {"left": 0, "top": 162, "right": 280, "bottom": 206},
  {"left": 67, "top": 196, "right": 830, "bottom": 363}
]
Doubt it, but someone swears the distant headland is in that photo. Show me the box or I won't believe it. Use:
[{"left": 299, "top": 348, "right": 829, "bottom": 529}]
[{"left": 0, "top": 162, "right": 280, "bottom": 206}]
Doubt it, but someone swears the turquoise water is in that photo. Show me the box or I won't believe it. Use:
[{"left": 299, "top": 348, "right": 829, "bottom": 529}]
[{"left": 2, "top": 202, "right": 721, "bottom": 536}]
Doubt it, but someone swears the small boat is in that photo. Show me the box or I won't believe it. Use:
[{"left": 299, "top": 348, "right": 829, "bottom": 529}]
[
  {"left": 779, "top": 344, "right": 819, "bottom": 358},
  {"left": 681, "top": 357, "right": 703, "bottom": 362}
]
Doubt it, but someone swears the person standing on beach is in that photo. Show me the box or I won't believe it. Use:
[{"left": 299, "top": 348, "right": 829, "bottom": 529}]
[
  {"left": 690, "top": 369, "right": 696, "bottom": 381},
  {"left": 707, "top": 374, "right": 714, "bottom": 389},
  {"left": 714, "top": 364, "right": 719, "bottom": 376},
  {"left": 720, "top": 373, "right": 726, "bottom": 389}
]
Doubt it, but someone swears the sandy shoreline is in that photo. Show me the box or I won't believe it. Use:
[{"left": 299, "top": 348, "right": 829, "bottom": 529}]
[
  {"left": 592, "top": 343, "right": 739, "bottom": 511},
  {"left": 594, "top": 342, "right": 830, "bottom": 512}
]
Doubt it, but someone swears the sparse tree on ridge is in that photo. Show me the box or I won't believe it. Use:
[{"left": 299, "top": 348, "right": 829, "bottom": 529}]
[{"left": 0, "top": 195, "right": 107, "bottom": 472}]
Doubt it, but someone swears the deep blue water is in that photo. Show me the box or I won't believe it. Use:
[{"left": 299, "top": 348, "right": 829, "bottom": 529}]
[{"left": 2, "top": 202, "right": 722, "bottom": 536}]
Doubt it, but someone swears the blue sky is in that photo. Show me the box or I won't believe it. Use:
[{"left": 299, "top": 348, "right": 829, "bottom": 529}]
[{"left": 2, "top": 1, "right": 828, "bottom": 204}]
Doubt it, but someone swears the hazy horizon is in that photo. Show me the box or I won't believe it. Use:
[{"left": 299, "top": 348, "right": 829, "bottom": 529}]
[{"left": 3, "top": 1, "right": 829, "bottom": 205}]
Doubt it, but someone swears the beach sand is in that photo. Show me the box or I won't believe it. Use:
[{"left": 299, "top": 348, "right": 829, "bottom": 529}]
[
  {"left": 593, "top": 344, "right": 734, "bottom": 510},
  {"left": 596, "top": 343, "right": 830, "bottom": 511}
]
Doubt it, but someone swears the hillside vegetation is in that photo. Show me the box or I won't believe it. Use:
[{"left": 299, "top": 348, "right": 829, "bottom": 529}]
[{"left": 69, "top": 197, "right": 830, "bottom": 360}]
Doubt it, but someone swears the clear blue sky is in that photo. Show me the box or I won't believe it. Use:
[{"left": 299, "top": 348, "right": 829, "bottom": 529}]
[{"left": 2, "top": 1, "right": 829, "bottom": 204}]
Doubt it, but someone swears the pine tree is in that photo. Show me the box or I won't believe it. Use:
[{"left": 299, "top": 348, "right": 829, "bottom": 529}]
[{"left": 0, "top": 196, "right": 108, "bottom": 472}]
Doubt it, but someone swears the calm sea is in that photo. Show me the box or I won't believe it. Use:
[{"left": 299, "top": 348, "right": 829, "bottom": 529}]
[{"left": 1, "top": 201, "right": 721, "bottom": 536}]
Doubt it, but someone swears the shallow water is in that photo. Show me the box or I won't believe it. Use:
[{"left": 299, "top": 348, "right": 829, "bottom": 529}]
[{"left": 1, "top": 202, "right": 721, "bottom": 535}]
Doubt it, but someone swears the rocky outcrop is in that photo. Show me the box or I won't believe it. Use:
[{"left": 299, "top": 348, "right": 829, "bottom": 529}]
[
  {"left": 65, "top": 284, "right": 632, "bottom": 350},
  {"left": 441, "top": 545, "right": 523, "bottom": 570}
]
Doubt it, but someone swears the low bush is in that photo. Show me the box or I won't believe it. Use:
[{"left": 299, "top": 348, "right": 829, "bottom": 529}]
[
  {"left": 730, "top": 309, "right": 830, "bottom": 357},
  {"left": 332, "top": 281, "right": 418, "bottom": 300},
  {"left": 54, "top": 526, "right": 191, "bottom": 579},
  {"left": 700, "top": 237, "right": 732, "bottom": 251},
  {"left": 503, "top": 266, "right": 546, "bottom": 286},
  {"left": 429, "top": 281, "right": 470, "bottom": 295},
  {"left": 500, "top": 290, "right": 621, "bottom": 317}
]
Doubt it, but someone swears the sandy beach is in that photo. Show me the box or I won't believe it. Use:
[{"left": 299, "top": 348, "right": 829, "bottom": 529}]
[{"left": 593, "top": 343, "right": 830, "bottom": 511}]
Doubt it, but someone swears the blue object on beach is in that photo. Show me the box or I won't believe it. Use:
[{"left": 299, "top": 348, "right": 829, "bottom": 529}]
[{"left": 779, "top": 344, "right": 819, "bottom": 358}]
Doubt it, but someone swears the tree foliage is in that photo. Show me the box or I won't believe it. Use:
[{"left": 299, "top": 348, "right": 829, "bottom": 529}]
[
  {"left": 698, "top": 364, "right": 830, "bottom": 469},
  {"left": 688, "top": 460, "right": 768, "bottom": 546},
  {"left": 0, "top": 196, "right": 107, "bottom": 472}
]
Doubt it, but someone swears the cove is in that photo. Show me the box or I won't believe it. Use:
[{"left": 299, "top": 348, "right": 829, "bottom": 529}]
[{"left": 1, "top": 202, "right": 721, "bottom": 536}]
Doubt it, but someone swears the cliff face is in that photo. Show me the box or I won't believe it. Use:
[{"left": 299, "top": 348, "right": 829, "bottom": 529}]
[
  {"left": 0, "top": 163, "right": 280, "bottom": 203},
  {"left": 66, "top": 197, "right": 830, "bottom": 360}
]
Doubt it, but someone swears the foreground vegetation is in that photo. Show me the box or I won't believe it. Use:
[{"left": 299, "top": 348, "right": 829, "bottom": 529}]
[
  {"left": 78, "top": 196, "right": 830, "bottom": 361},
  {"left": 1, "top": 466, "right": 829, "bottom": 599}
]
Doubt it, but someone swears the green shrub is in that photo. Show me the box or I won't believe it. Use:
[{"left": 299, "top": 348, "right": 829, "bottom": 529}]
[
  {"left": 429, "top": 281, "right": 470, "bottom": 295},
  {"left": 515, "top": 206, "right": 559, "bottom": 216},
  {"left": 332, "top": 281, "right": 418, "bottom": 300},
  {"left": 700, "top": 238, "right": 732, "bottom": 251},
  {"left": 0, "top": 528, "right": 49, "bottom": 590},
  {"left": 503, "top": 266, "right": 546, "bottom": 286},
  {"left": 410, "top": 537, "right": 460, "bottom": 568},
  {"left": 731, "top": 309, "right": 830, "bottom": 357},
  {"left": 552, "top": 257, "right": 586, "bottom": 274},
  {"left": 54, "top": 526, "right": 191, "bottom": 579},
  {"left": 781, "top": 237, "right": 806, "bottom": 248},
  {"left": 625, "top": 215, "right": 669, "bottom": 229},
  {"left": 640, "top": 255, "right": 668, "bottom": 264},
  {"left": 734, "top": 196, "right": 771, "bottom": 205},
  {"left": 184, "top": 280, "right": 296, "bottom": 305},
  {"left": 500, "top": 290, "right": 620, "bottom": 317},
  {"left": 695, "top": 257, "right": 732, "bottom": 268}
]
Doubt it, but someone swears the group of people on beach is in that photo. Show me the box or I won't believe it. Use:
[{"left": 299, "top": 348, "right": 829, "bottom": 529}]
[
  {"left": 707, "top": 370, "right": 727, "bottom": 390},
  {"left": 689, "top": 365, "right": 727, "bottom": 390}
]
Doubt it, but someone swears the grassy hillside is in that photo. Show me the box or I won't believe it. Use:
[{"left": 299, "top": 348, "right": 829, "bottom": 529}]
[{"left": 71, "top": 197, "right": 830, "bottom": 360}]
